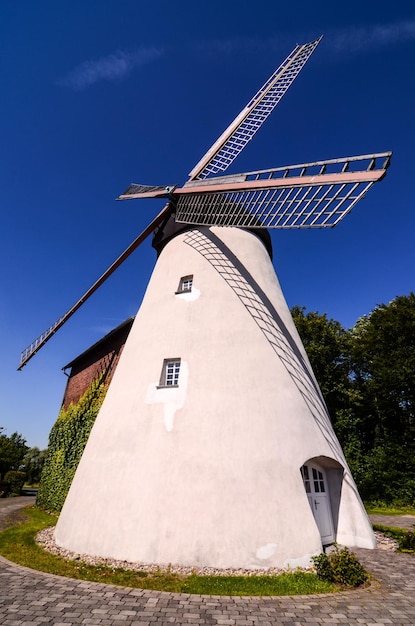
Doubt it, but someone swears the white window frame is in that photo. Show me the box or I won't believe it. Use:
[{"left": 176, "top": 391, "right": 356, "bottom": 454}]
[
  {"left": 158, "top": 358, "right": 181, "bottom": 387},
  {"left": 176, "top": 275, "right": 193, "bottom": 294}
]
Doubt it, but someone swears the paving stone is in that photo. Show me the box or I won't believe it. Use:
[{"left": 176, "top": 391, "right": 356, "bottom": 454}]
[{"left": 1, "top": 500, "right": 415, "bottom": 625}]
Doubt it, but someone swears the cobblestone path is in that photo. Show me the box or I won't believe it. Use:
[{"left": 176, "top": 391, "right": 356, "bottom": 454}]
[{"left": 0, "top": 498, "right": 414, "bottom": 625}]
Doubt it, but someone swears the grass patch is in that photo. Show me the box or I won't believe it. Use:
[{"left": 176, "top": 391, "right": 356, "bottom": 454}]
[
  {"left": 372, "top": 524, "right": 415, "bottom": 553},
  {"left": 0, "top": 506, "right": 342, "bottom": 596},
  {"left": 365, "top": 503, "right": 415, "bottom": 516},
  {"left": 178, "top": 571, "right": 334, "bottom": 595}
]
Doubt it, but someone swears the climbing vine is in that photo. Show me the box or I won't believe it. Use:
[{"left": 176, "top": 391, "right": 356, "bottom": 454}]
[{"left": 36, "top": 376, "right": 107, "bottom": 512}]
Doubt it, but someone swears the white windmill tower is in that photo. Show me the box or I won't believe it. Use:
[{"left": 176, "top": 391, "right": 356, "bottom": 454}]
[{"left": 20, "top": 37, "right": 391, "bottom": 569}]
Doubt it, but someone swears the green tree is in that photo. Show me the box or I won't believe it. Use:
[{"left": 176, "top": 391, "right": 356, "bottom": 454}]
[
  {"left": 21, "top": 447, "right": 46, "bottom": 485},
  {"left": 292, "top": 295, "right": 415, "bottom": 504},
  {"left": 347, "top": 293, "right": 415, "bottom": 503},
  {"left": 291, "top": 306, "right": 351, "bottom": 423},
  {"left": 0, "top": 428, "right": 28, "bottom": 479},
  {"left": 350, "top": 293, "right": 415, "bottom": 445}
]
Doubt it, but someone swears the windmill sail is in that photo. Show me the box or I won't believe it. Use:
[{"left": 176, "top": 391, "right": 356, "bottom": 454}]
[
  {"left": 188, "top": 36, "right": 322, "bottom": 181},
  {"left": 17, "top": 203, "right": 173, "bottom": 370},
  {"left": 176, "top": 153, "right": 391, "bottom": 228}
]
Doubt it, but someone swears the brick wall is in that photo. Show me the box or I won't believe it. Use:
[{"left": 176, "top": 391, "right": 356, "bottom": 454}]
[{"left": 61, "top": 318, "right": 134, "bottom": 409}]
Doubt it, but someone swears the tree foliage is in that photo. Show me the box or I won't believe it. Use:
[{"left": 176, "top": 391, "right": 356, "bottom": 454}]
[
  {"left": 292, "top": 293, "right": 415, "bottom": 505},
  {"left": 4, "top": 470, "right": 27, "bottom": 495},
  {"left": 291, "top": 306, "right": 351, "bottom": 421},
  {"left": 346, "top": 294, "right": 415, "bottom": 503},
  {"left": 21, "top": 447, "right": 46, "bottom": 485},
  {"left": 0, "top": 428, "right": 28, "bottom": 480},
  {"left": 36, "top": 376, "right": 107, "bottom": 512},
  {"left": 350, "top": 294, "right": 415, "bottom": 445}
]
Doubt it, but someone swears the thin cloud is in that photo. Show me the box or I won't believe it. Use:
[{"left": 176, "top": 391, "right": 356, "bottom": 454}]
[
  {"left": 328, "top": 19, "right": 415, "bottom": 55},
  {"left": 59, "top": 46, "right": 164, "bottom": 90},
  {"left": 192, "top": 18, "right": 415, "bottom": 60}
]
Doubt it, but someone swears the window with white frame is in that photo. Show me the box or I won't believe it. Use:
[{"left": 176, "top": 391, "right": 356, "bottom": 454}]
[
  {"left": 160, "top": 358, "right": 181, "bottom": 387},
  {"left": 176, "top": 275, "right": 193, "bottom": 294}
]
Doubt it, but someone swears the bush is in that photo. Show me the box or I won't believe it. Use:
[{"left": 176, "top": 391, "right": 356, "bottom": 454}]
[
  {"left": 4, "top": 471, "right": 26, "bottom": 496},
  {"left": 0, "top": 481, "right": 10, "bottom": 498},
  {"left": 400, "top": 532, "right": 415, "bottom": 551},
  {"left": 311, "top": 552, "right": 333, "bottom": 582},
  {"left": 312, "top": 546, "right": 368, "bottom": 588}
]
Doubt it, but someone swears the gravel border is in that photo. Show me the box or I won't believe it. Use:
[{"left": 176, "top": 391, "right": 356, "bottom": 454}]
[
  {"left": 36, "top": 527, "right": 287, "bottom": 576},
  {"left": 36, "top": 527, "right": 399, "bottom": 576}
]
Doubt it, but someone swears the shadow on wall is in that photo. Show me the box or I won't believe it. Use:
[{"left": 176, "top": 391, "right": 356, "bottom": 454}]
[
  {"left": 185, "top": 228, "right": 364, "bottom": 510},
  {"left": 185, "top": 229, "right": 342, "bottom": 458}
]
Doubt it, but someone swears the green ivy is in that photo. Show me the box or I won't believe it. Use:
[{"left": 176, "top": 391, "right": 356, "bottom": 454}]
[{"left": 36, "top": 376, "right": 107, "bottom": 512}]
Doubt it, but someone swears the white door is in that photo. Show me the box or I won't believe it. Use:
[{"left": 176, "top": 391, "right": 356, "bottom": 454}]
[{"left": 301, "top": 463, "right": 335, "bottom": 545}]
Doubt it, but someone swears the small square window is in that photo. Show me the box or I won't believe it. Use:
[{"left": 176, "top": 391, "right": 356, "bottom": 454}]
[
  {"left": 176, "top": 275, "right": 193, "bottom": 294},
  {"left": 159, "top": 358, "right": 181, "bottom": 387}
]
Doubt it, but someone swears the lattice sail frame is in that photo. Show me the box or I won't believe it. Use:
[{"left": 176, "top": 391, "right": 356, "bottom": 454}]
[
  {"left": 119, "top": 153, "right": 391, "bottom": 229},
  {"left": 176, "top": 153, "right": 391, "bottom": 228},
  {"left": 189, "top": 37, "right": 322, "bottom": 181}
]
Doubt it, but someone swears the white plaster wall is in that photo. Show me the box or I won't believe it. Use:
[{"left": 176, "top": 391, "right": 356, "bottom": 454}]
[{"left": 55, "top": 227, "right": 375, "bottom": 568}]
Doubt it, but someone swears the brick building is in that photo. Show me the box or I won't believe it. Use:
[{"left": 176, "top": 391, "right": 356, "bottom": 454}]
[{"left": 61, "top": 317, "right": 134, "bottom": 409}]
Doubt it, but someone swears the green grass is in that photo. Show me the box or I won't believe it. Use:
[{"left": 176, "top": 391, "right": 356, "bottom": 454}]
[
  {"left": 364, "top": 503, "right": 415, "bottom": 516},
  {"left": 0, "top": 506, "right": 341, "bottom": 596},
  {"left": 177, "top": 570, "right": 334, "bottom": 595}
]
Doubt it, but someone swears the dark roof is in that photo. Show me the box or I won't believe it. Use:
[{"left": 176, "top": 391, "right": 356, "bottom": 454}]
[{"left": 62, "top": 317, "right": 135, "bottom": 371}]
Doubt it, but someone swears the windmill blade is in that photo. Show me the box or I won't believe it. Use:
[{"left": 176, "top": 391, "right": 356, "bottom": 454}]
[
  {"left": 18, "top": 203, "right": 173, "bottom": 370},
  {"left": 188, "top": 36, "right": 322, "bottom": 182},
  {"left": 117, "top": 183, "right": 177, "bottom": 200},
  {"left": 176, "top": 152, "right": 391, "bottom": 228}
]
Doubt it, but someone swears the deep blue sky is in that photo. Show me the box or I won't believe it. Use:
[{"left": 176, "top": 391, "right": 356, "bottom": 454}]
[{"left": 1, "top": 1, "right": 414, "bottom": 449}]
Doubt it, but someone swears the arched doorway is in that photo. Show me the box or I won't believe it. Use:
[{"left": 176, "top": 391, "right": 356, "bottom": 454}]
[{"left": 301, "top": 462, "right": 335, "bottom": 545}]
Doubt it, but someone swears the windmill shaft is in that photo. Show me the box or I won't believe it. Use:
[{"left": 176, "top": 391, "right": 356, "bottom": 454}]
[{"left": 18, "top": 203, "right": 172, "bottom": 370}]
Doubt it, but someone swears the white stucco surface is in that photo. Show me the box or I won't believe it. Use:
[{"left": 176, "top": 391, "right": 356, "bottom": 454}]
[{"left": 55, "top": 226, "right": 375, "bottom": 568}]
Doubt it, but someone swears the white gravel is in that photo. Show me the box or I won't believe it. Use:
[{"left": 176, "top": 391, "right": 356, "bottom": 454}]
[
  {"left": 36, "top": 527, "right": 286, "bottom": 575},
  {"left": 36, "top": 527, "right": 398, "bottom": 576},
  {"left": 373, "top": 530, "right": 400, "bottom": 551}
]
